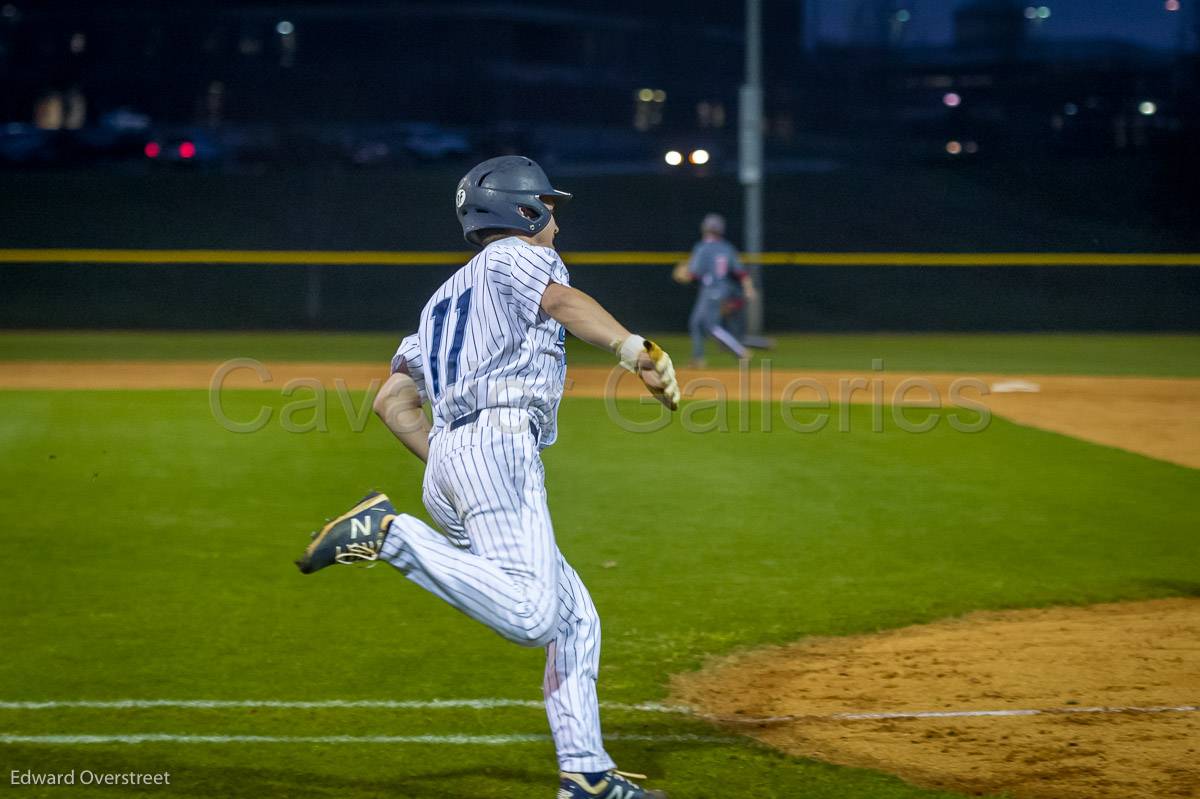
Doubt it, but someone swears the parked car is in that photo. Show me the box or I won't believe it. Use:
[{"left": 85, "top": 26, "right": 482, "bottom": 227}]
[{"left": 142, "top": 129, "right": 224, "bottom": 166}]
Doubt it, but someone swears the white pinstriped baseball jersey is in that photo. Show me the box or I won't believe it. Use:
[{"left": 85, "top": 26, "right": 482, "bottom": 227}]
[
  {"left": 391, "top": 236, "right": 569, "bottom": 446},
  {"left": 382, "top": 236, "right": 614, "bottom": 774}
]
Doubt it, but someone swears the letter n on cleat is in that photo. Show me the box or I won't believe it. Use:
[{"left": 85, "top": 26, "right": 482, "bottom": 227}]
[{"left": 350, "top": 516, "right": 373, "bottom": 540}]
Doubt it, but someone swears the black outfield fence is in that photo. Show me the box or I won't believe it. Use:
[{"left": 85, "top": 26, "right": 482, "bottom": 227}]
[
  {"left": 1, "top": 252, "right": 1197, "bottom": 332},
  {"left": 2, "top": 164, "right": 1197, "bottom": 331}
]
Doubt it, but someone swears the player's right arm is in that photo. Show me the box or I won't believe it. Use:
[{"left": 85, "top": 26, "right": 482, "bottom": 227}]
[
  {"left": 375, "top": 333, "right": 432, "bottom": 463},
  {"left": 540, "top": 282, "right": 680, "bottom": 411},
  {"left": 672, "top": 244, "right": 700, "bottom": 284},
  {"left": 489, "top": 244, "right": 680, "bottom": 410},
  {"left": 374, "top": 371, "right": 431, "bottom": 463}
]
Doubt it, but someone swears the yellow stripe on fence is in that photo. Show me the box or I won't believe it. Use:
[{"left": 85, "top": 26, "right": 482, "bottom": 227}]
[
  {"left": 0, "top": 249, "right": 469, "bottom": 265},
  {"left": 0, "top": 249, "right": 1198, "bottom": 266},
  {"left": 753, "top": 252, "right": 1200, "bottom": 266}
]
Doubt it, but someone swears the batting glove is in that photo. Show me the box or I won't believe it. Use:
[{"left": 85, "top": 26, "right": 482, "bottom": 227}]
[{"left": 614, "top": 334, "right": 680, "bottom": 411}]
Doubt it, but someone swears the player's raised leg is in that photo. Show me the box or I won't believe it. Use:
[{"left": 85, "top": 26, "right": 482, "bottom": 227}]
[
  {"left": 380, "top": 423, "right": 561, "bottom": 647},
  {"left": 380, "top": 513, "right": 560, "bottom": 646}
]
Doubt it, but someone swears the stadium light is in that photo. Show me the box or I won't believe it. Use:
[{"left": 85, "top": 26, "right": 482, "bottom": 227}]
[
  {"left": 689, "top": 149, "right": 710, "bottom": 165},
  {"left": 664, "top": 150, "right": 683, "bottom": 166}
]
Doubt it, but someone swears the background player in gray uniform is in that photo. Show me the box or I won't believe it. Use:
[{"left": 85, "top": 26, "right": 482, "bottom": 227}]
[
  {"left": 672, "top": 213, "right": 756, "bottom": 368},
  {"left": 295, "top": 156, "right": 679, "bottom": 799}
]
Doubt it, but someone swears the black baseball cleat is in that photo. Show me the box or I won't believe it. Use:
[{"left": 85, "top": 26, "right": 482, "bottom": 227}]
[{"left": 294, "top": 491, "right": 396, "bottom": 574}]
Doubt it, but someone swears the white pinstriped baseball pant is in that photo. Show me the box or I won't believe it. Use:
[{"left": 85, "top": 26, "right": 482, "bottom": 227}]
[{"left": 379, "top": 408, "right": 614, "bottom": 773}]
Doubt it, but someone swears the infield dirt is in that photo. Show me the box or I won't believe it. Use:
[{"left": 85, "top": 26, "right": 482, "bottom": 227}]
[
  {"left": 672, "top": 598, "right": 1200, "bottom": 799},
  {"left": 1, "top": 360, "right": 1197, "bottom": 469}
]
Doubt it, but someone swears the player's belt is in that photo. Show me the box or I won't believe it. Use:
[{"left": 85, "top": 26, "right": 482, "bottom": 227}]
[{"left": 449, "top": 409, "right": 539, "bottom": 442}]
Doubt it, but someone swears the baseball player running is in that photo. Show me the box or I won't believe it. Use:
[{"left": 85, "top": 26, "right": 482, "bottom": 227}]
[
  {"left": 295, "top": 156, "right": 680, "bottom": 799},
  {"left": 671, "top": 213, "right": 756, "bottom": 368}
]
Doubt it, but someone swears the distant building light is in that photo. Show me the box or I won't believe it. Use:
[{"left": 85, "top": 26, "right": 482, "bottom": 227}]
[
  {"left": 144, "top": 142, "right": 161, "bottom": 159},
  {"left": 895, "top": 9, "right": 911, "bottom": 22},
  {"left": 664, "top": 150, "right": 683, "bottom": 166},
  {"left": 1024, "top": 6, "right": 1038, "bottom": 19},
  {"left": 1166, "top": 0, "right": 1180, "bottom": 10},
  {"left": 964, "top": 141, "right": 979, "bottom": 154},
  {"left": 1036, "top": 6, "right": 1051, "bottom": 19},
  {"left": 276, "top": 20, "right": 294, "bottom": 36},
  {"left": 943, "top": 92, "right": 961, "bottom": 108},
  {"left": 637, "top": 88, "right": 654, "bottom": 102},
  {"left": 1063, "top": 102, "right": 1078, "bottom": 116},
  {"left": 69, "top": 32, "right": 85, "bottom": 54},
  {"left": 945, "top": 140, "right": 963, "bottom": 155},
  {"left": 689, "top": 149, "right": 710, "bottom": 165},
  {"left": 652, "top": 89, "right": 667, "bottom": 103},
  {"left": 178, "top": 141, "right": 197, "bottom": 159},
  {"left": 1138, "top": 101, "right": 1157, "bottom": 116}
]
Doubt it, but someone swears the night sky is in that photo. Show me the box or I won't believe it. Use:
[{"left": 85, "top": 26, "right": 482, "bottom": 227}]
[
  {"left": 22, "top": 0, "right": 1195, "bottom": 53},
  {"left": 814, "top": 0, "right": 1190, "bottom": 51}
]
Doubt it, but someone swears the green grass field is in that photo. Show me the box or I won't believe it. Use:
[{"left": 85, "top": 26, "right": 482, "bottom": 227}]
[
  {"left": 3, "top": 330, "right": 1200, "bottom": 375},
  {"left": 1, "top": 333, "right": 1198, "bottom": 798}
]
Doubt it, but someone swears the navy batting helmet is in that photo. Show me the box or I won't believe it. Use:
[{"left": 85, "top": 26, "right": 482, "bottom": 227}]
[{"left": 454, "top": 156, "right": 571, "bottom": 247}]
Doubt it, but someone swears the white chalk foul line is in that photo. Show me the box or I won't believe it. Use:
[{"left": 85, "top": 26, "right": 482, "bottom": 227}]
[
  {"left": 1, "top": 699, "right": 1195, "bottom": 726},
  {"left": 0, "top": 699, "right": 684, "bottom": 713},
  {"left": 831, "top": 704, "right": 1200, "bottom": 721},
  {"left": 703, "top": 704, "right": 1200, "bottom": 725},
  {"left": 0, "top": 733, "right": 738, "bottom": 746}
]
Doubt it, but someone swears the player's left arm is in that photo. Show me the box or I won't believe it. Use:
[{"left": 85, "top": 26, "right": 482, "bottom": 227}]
[
  {"left": 540, "top": 282, "right": 680, "bottom": 411},
  {"left": 730, "top": 251, "right": 757, "bottom": 301}
]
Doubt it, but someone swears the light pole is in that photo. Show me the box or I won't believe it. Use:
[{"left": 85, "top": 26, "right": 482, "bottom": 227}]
[{"left": 740, "top": 0, "right": 765, "bottom": 335}]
